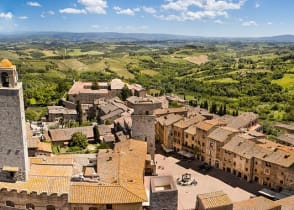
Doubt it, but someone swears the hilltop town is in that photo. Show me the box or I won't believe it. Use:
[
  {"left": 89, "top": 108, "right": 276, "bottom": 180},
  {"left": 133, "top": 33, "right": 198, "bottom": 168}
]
[{"left": 0, "top": 58, "right": 294, "bottom": 210}]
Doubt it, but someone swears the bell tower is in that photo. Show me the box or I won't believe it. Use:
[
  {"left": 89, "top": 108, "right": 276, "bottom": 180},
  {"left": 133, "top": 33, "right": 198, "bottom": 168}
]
[{"left": 0, "top": 59, "right": 29, "bottom": 182}]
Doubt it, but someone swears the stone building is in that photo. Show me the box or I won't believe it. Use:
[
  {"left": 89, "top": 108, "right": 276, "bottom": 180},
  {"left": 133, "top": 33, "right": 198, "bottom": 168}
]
[
  {"left": 172, "top": 115, "right": 206, "bottom": 153},
  {"left": 227, "top": 112, "right": 260, "bottom": 131},
  {"left": 0, "top": 59, "right": 29, "bottom": 182},
  {"left": 196, "top": 190, "right": 294, "bottom": 210},
  {"left": 149, "top": 176, "right": 178, "bottom": 210},
  {"left": 194, "top": 119, "right": 225, "bottom": 161},
  {"left": 48, "top": 126, "right": 94, "bottom": 146},
  {"left": 195, "top": 191, "right": 232, "bottom": 210},
  {"left": 67, "top": 81, "right": 109, "bottom": 104},
  {"left": 222, "top": 135, "right": 294, "bottom": 191},
  {"left": 127, "top": 96, "right": 162, "bottom": 159},
  {"left": 47, "top": 106, "right": 77, "bottom": 122},
  {"left": 205, "top": 127, "right": 239, "bottom": 167},
  {"left": 155, "top": 114, "right": 183, "bottom": 152}
]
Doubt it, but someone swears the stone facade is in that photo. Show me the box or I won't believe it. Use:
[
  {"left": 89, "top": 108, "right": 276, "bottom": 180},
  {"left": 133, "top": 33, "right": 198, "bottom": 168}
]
[
  {"left": 0, "top": 62, "right": 29, "bottom": 182},
  {"left": 0, "top": 189, "right": 68, "bottom": 210},
  {"left": 129, "top": 96, "right": 162, "bottom": 159}
]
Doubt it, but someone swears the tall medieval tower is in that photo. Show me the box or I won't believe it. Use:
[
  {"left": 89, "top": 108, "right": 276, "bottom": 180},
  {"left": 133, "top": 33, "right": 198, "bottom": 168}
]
[
  {"left": 0, "top": 59, "right": 29, "bottom": 182},
  {"left": 128, "top": 96, "right": 162, "bottom": 160}
]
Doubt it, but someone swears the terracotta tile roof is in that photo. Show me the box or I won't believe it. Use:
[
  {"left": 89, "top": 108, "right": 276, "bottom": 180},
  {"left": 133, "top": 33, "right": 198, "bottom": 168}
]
[
  {"left": 232, "top": 196, "right": 280, "bottom": 210},
  {"left": 0, "top": 140, "right": 147, "bottom": 205},
  {"left": 275, "top": 123, "right": 294, "bottom": 132},
  {"left": 156, "top": 113, "right": 183, "bottom": 126},
  {"left": 198, "top": 191, "right": 232, "bottom": 209},
  {"left": 68, "top": 81, "right": 109, "bottom": 95},
  {"left": 48, "top": 126, "right": 93, "bottom": 142},
  {"left": 30, "top": 157, "right": 74, "bottom": 165},
  {"left": 227, "top": 112, "right": 258, "bottom": 129},
  {"left": 0, "top": 176, "right": 70, "bottom": 195},
  {"left": 96, "top": 140, "right": 147, "bottom": 203},
  {"left": 208, "top": 127, "right": 239, "bottom": 143},
  {"left": 37, "top": 142, "right": 52, "bottom": 153},
  {"left": 196, "top": 119, "right": 223, "bottom": 131},
  {"left": 100, "top": 109, "right": 124, "bottom": 121},
  {"left": 277, "top": 134, "right": 294, "bottom": 145},
  {"left": 69, "top": 182, "right": 145, "bottom": 204},
  {"left": 153, "top": 107, "right": 187, "bottom": 116},
  {"left": 223, "top": 135, "right": 268, "bottom": 159},
  {"left": 26, "top": 123, "right": 40, "bottom": 148},
  {"left": 173, "top": 115, "right": 206, "bottom": 129},
  {"left": 29, "top": 164, "right": 73, "bottom": 177},
  {"left": 184, "top": 125, "right": 197, "bottom": 135}
]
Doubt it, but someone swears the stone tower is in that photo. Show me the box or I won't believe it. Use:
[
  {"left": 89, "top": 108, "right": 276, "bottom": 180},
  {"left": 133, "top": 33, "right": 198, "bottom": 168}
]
[
  {"left": 127, "top": 96, "right": 162, "bottom": 159},
  {"left": 0, "top": 59, "right": 29, "bottom": 182}
]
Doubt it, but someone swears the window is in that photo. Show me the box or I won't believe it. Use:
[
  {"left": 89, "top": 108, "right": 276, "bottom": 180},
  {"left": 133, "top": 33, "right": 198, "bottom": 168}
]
[
  {"left": 73, "top": 207, "right": 83, "bottom": 210},
  {"left": 6, "top": 201, "right": 15, "bottom": 207},
  {"left": 1, "top": 72, "right": 9, "bottom": 87},
  {"left": 185, "top": 134, "right": 188, "bottom": 138},
  {"left": 245, "top": 168, "right": 248, "bottom": 172},
  {"left": 46, "top": 205, "right": 55, "bottom": 210},
  {"left": 106, "top": 204, "right": 112, "bottom": 210},
  {"left": 89, "top": 208, "right": 97, "bottom": 210},
  {"left": 192, "top": 136, "right": 195, "bottom": 141},
  {"left": 280, "top": 180, "right": 284, "bottom": 184},
  {"left": 26, "top": 203, "right": 35, "bottom": 210},
  {"left": 265, "top": 162, "right": 271, "bottom": 167}
]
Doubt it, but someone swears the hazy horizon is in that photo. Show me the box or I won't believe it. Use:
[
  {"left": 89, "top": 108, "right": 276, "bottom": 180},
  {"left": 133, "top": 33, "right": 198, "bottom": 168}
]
[{"left": 0, "top": 0, "right": 293, "bottom": 37}]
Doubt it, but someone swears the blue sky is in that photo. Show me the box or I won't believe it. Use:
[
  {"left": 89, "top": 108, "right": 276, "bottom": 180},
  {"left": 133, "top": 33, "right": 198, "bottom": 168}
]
[{"left": 0, "top": 0, "right": 293, "bottom": 37}]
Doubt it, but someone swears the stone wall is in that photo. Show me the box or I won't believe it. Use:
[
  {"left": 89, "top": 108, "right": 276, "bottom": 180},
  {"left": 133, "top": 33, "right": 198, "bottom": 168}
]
[
  {"left": 0, "top": 189, "right": 68, "bottom": 210},
  {"left": 0, "top": 83, "right": 29, "bottom": 181},
  {"left": 132, "top": 115, "right": 155, "bottom": 157}
]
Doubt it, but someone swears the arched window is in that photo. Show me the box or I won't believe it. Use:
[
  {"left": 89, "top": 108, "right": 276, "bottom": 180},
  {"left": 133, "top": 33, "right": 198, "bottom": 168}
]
[
  {"left": 46, "top": 205, "right": 55, "bottom": 210},
  {"left": 26, "top": 203, "right": 35, "bottom": 210},
  {"left": 6, "top": 201, "right": 15, "bottom": 207},
  {"left": 1, "top": 72, "right": 9, "bottom": 87}
]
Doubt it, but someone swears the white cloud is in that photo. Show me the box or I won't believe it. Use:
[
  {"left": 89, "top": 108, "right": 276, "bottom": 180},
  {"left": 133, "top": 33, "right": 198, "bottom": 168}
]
[
  {"left": 160, "top": 0, "right": 245, "bottom": 21},
  {"left": 242, "top": 20, "right": 257, "bottom": 26},
  {"left": 0, "top": 12, "right": 13, "bottom": 19},
  {"left": 19, "top": 16, "right": 29, "bottom": 19},
  {"left": 113, "top": 6, "right": 138, "bottom": 16},
  {"left": 59, "top": 8, "right": 87, "bottom": 14},
  {"left": 41, "top": 10, "right": 55, "bottom": 18},
  {"left": 142, "top": 6, "right": 156, "bottom": 14},
  {"left": 78, "top": 0, "right": 107, "bottom": 14},
  {"left": 162, "top": 0, "right": 246, "bottom": 11},
  {"left": 27, "top": 1, "right": 41, "bottom": 7},
  {"left": 255, "top": 3, "right": 260, "bottom": 8},
  {"left": 267, "top": 21, "right": 272, "bottom": 25}
]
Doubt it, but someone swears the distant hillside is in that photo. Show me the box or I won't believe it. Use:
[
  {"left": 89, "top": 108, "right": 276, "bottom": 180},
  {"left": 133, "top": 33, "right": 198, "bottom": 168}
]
[{"left": 0, "top": 32, "right": 294, "bottom": 43}]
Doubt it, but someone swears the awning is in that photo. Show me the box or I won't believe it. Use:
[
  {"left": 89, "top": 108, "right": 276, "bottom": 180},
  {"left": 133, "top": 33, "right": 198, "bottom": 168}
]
[
  {"left": 178, "top": 150, "right": 194, "bottom": 158},
  {"left": 2, "top": 166, "right": 19, "bottom": 172},
  {"left": 161, "top": 144, "right": 173, "bottom": 153}
]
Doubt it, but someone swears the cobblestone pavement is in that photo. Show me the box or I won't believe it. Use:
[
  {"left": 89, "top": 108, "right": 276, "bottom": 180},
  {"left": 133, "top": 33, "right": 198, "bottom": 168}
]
[{"left": 153, "top": 154, "right": 260, "bottom": 210}]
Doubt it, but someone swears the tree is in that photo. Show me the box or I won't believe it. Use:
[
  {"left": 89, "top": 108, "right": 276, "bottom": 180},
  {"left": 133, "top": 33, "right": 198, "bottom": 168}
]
[
  {"left": 76, "top": 100, "right": 83, "bottom": 125},
  {"left": 91, "top": 80, "right": 99, "bottom": 90},
  {"left": 223, "top": 103, "right": 227, "bottom": 115},
  {"left": 93, "top": 125, "right": 100, "bottom": 143},
  {"left": 70, "top": 132, "right": 88, "bottom": 149},
  {"left": 120, "top": 84, "right": 131, "bottom": 101}
]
